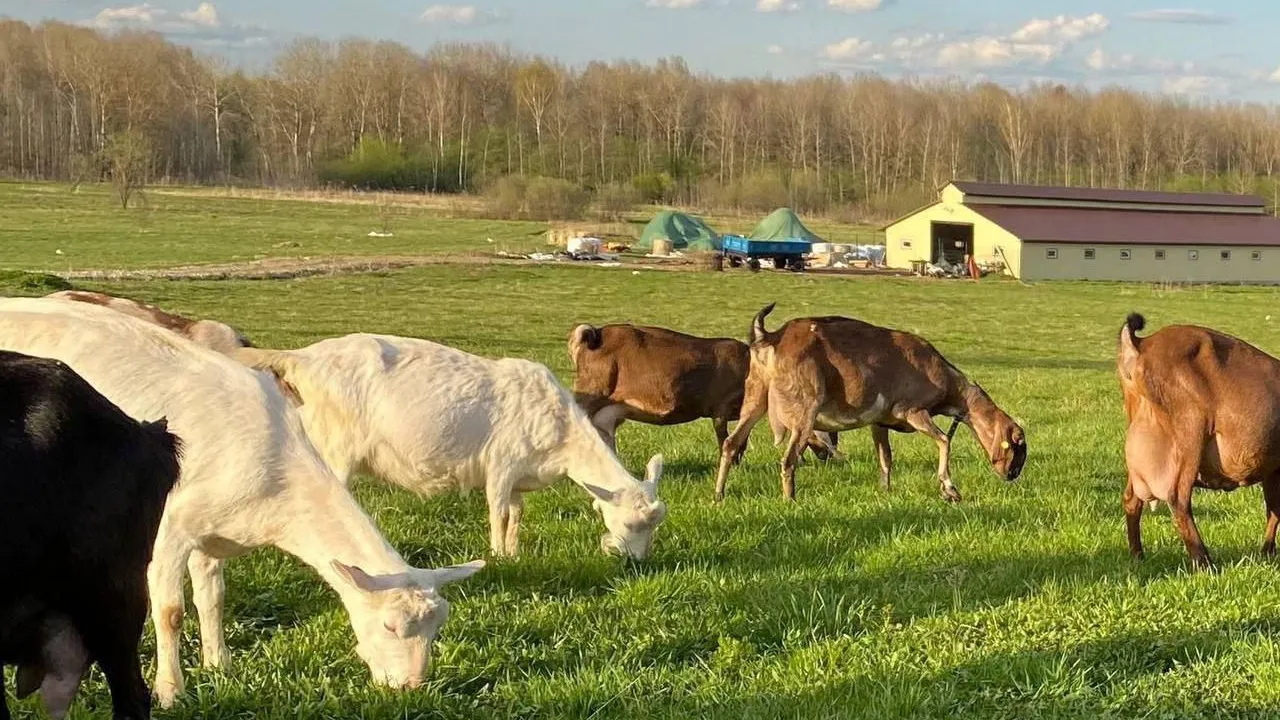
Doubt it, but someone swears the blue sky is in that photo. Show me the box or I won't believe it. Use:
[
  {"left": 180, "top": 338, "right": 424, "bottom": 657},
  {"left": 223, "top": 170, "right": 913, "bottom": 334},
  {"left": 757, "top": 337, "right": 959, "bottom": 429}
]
[{"left": 10, "top": 0, "right": 1280, "bottom": 100}]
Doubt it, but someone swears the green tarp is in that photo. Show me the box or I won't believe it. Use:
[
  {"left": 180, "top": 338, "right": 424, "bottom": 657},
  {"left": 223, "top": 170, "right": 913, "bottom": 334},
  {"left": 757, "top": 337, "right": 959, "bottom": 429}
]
[
  {"left": 636, "top": 211, "right": 721, "bottom": 251},
  {"left": 750, "top": 207, "right": 823, "bottom": 243}
]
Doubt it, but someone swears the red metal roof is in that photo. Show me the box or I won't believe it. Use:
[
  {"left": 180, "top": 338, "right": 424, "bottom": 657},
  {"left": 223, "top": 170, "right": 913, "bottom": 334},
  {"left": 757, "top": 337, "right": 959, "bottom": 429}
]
[
  {"left": 970, "top": 205, "right": 1280, "bottom": 247},
  {"left": 952, "top": 181, "right": 1266, "bottom": 209}
]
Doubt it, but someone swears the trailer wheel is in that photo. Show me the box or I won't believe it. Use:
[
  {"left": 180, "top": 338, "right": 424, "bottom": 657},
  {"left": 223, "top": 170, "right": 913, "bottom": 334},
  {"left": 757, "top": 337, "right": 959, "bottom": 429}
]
[
  {"left": 747, "top": 259, "right": 761, "bottom": 272},
  {"left": 775, "top": 256, "right": 789, "bottom": 270},
  {"left": 728, "top": 256, "right": 743, "bottom": 268},
  {"left": 789, "top": 256, "right": 806, "bottom": 272}
]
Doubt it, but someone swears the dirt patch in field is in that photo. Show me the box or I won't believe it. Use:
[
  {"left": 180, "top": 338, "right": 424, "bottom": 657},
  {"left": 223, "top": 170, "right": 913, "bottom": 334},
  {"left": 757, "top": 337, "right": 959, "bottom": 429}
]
[{"left": 57, "top": 252, "right": 912, "bottom": 282}]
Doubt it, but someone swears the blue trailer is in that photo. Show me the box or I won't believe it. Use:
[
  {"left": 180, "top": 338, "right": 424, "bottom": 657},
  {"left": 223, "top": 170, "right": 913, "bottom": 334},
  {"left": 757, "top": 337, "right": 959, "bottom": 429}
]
[{"left": 721, "top": 235, "right": 812, "bottom": 272}]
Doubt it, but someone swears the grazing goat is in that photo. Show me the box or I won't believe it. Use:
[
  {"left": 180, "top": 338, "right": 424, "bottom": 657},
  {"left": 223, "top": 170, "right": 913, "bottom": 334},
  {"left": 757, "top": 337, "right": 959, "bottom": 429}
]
[
  {"left": 234, "top": 334, "right": 667, "bottom": 559},
  {"left": 46, "top": 290, "right": 252, "bottom": 354},
  {"left": 567, "top": 322, "right": 840, "bottom": 460},
  {"left": 715, "top": 303, "right": 1026, "bottom": 502},
  {"left": 0, "top": 350, "right": 181, "bottom": 720},
  {"left": 1118, "top": 312, "right": 1280, "bottom": 570},
  {"left": 0, "top": 298, "right": 484, "bottom": 709}
]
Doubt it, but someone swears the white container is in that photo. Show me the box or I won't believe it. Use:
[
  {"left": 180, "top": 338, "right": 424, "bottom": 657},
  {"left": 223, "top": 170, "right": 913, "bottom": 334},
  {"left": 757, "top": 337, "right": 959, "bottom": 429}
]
[
  {"left": 568, "top": 236, "right": 603, "bottom": 254},
  {"left": 810, "top": 242, "right": 833, "bottom": 254}
]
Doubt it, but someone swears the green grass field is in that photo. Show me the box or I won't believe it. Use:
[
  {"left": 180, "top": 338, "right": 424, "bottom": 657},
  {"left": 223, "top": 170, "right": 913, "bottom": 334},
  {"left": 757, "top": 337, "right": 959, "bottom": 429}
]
[{"left": 8, "top": 184, "right": 1280, "bottom": 718}]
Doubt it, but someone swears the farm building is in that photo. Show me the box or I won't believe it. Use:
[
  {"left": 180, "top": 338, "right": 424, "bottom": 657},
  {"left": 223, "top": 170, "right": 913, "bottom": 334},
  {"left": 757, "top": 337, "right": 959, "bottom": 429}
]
[{"left": 884, "top": 182, "right": 1280, "bottom": 282}]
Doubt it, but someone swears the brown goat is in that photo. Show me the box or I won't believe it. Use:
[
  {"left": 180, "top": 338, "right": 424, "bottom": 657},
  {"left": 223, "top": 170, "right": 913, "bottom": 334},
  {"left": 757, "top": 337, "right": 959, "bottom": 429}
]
[
  {"left": 715, "top": 303, "right": 1026, "bottom": 502},
  {"left": 1118, "top": 312, "right": 1280, "bottom": 571},
  {"left": 568, "top": 322, "right": 838, "bottom": 460},
  {"left": 46, "top": 291, "right": 251, "bottom": 355}
]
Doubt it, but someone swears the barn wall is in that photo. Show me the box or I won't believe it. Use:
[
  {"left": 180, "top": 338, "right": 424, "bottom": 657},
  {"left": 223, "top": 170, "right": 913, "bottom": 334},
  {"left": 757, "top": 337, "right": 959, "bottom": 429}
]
[
  {"left": 1021, "top": 243, "right": 1280, "bottom": 283},
  {"left": 884, "top": 200, "right": 1023, "bottom": 278}
]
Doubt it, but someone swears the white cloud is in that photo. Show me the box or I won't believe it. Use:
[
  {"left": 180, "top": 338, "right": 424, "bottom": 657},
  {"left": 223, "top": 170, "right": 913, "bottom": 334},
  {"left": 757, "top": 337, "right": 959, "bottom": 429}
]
[
  {"left": 1163, "top": 75, "right": 1216, "bottom": 94},
  {"left": 828, "top": 0, "right": 881, "bottom": 11},
  {"left": 1269, "top": 67, "right": 1280, "bottom": 83},
  {"left": 1129, "top": 8, "right": 1230, "bottom": 24},
  {"left": 766, "top": 44, "right": 784, "bottom": 54},
  {"left": 824, "top": 14, "right": 1110, "bottom": 71},
  {"left": 937, "top": 37, "right": 1057, "bottom": 68},
  {"left": 822, "top": 37, "right": 874, "bottom": 61},
  {"left": 88, "top": 3, "right": 270, "bottom": 48},
  {"left": 757, "top": 0, "right": 801, "bottom": 11},
  {"left": 91, "top": 3, "right": 161, "bottom": 28},
  {"left": 1009, "top": 13, "right": 1109, "bottom": 44},
  {"left": 420, "top": 4, "right": 499, "bottom": 23},
  {"left": 646, "top": 0, "right": 703, "bottom": 7},
  {"left": 180, "top": 2, "right": 220, "bottom": 28}
]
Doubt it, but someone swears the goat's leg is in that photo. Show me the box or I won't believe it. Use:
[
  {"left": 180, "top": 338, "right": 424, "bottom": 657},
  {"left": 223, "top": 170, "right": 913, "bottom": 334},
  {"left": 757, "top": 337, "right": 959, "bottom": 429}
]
[
  {"left": 78, "top": 592, "right": 151, "bottom": 720},
  {"left": 1262, "top": 476, "right": 1280, "bottom": 557},
  {"left": 872, "top": 425, "right": 893, "bottom": 492},
  {"left": 715, "top": 396, "right": 768, "bottom": 502},
  {"left": 187, "top": 550, "right": 232, "bottom": 670},
  {"left": 1122, "top": 476, "right": 1145, "bottom": 560},
  {"left": 904, "top": 410, "right": 960, "bottom": 502},
  {"left": 146, "top": 525, "right": 193, "bottom": 709},
  {"left": 504, "top": 492, "right": 525, "bottom": 555},
  {"left": 780, "top": 417, "right": 816, "bottom": 501},
  {"left": 485, "top": 483, "right": 513, "bottom": 557},
  {"left": 590, "top": 405, "right": 627, "bottom": 453},
  {"left": 1167, "top": 457, "right": 1212, "bottom": 570}
]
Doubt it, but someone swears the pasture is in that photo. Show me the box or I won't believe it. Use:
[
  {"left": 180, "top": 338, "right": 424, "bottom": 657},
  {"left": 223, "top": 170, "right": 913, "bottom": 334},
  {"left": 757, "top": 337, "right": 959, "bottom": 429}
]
[{"left": 8, "top": 183, "right": 1280, "bottom": 718}]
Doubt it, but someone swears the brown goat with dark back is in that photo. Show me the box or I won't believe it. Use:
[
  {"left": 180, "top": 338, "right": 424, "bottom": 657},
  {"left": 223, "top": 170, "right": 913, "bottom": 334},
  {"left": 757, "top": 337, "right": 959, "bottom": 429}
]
[
  {"left": 715, "top": 303, "right": 1026, "bottom": 502},
  {"left": 1119, "top": 312, "right": 1280, "bottom": 571},
  {"left": 568, "top": 322, "right": 838, "bottom": 460}
]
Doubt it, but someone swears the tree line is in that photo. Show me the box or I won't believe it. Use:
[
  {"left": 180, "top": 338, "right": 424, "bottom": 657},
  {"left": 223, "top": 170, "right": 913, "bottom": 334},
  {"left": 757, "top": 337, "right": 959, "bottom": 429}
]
[{"left": 4, "top": 18, "right": 1280, "bottom": 218}]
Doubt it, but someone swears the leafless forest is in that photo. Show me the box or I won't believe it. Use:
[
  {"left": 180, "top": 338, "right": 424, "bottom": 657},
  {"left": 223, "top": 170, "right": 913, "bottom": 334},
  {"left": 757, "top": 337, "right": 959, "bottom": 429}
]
[{"left": 5, "top": 19, "right": 1280, "bottom": 216}]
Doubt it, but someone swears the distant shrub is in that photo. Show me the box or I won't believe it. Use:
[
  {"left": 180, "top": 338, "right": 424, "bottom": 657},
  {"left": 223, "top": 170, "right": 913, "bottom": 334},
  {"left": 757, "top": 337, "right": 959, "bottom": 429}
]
[
  {"left": 739, "top": 171, "right": 788, "bottom": 212},
  {"left": 483, "top": 175, "right": 589, "bottom": 221},
  {"left": 320, "top": 139, "right": 467, "bottom": 193},
  {"left": 524, "top": 177, "right": 590, "bottom": 221},
  {"left": 788, "top": 171, "right": 829, "bottom": 214},
  {"left": 595, "top": 182, "right": 640, "bottom": 218},
  {"left": 483, "top": 175, "right": 528, "bottom": 219},
  {"left": 631, "top": 172, "right": 673, "bottom": 204}
]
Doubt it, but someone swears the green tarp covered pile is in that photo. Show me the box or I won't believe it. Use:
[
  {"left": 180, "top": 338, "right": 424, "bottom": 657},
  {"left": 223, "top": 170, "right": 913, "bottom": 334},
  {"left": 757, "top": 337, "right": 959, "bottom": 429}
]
[
  {"left": 636, "top": 211, "right": 721, "bottom": 251},
  {"left": 750, "top": 208, "right": 823, "bottom": 243}
]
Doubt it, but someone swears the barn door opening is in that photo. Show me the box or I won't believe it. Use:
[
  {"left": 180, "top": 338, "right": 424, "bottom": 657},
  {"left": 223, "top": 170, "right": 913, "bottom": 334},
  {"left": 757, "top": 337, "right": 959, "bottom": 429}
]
[{"left": 931, "top": 222, "right": 974, "bottom": 265}]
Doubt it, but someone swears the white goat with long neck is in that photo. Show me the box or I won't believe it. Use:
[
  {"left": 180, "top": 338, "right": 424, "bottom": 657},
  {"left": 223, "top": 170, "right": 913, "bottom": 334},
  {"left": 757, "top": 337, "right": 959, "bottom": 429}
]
[
  {"left": 0, "top": 298, "right": 484, "bottom": 709},
  {"left": 235, "top": 333, "right": 667, "bottom": 559}
]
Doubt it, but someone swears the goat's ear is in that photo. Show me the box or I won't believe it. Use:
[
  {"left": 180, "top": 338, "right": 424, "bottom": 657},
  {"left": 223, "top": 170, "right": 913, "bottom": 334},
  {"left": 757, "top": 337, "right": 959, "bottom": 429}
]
[
  {"left": 331, "top": 560, "right": 404, "bottom": 593},
  {"left": 419, "top": 560, "right": 486, "bottom": 588},
  {"left": 582, "top": 483, "right": 617, "bottom": 504},
  {"left": 644, "top": 454, "right": 664, "bottom": 487}
]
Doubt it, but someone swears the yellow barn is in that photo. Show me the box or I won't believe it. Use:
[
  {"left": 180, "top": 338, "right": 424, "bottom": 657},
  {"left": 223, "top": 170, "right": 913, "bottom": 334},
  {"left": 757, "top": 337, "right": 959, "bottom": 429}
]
[{"left": 884, "top": 182, "right": 1280, "bottom": 283}]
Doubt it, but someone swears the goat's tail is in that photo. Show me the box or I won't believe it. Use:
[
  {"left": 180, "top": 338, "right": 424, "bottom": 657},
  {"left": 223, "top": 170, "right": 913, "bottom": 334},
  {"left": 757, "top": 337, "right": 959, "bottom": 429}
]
[
  {"left": 1117, "top": 312, "right": 1146, "bottom": 382},
  {"left": 568, "top": 324, "right": 603, "bottom": 368},
  {"left": 750, "top": 302, "right": 777, "bottom": 345},
  {"left": 232, "top": 347, "right": 305, "bottom": 404},
  {"left": 141, "top": 416, "right": 183, "bottom": 501}
]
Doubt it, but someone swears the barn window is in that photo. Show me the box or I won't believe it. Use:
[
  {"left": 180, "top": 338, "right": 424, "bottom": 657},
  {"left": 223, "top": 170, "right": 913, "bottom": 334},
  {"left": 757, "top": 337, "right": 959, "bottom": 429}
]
[
  {"left": 1083, "top": 248, "right": 1096, "bottom": 260},
  {"left": 901, "top": 239, "right": 912, "bottom": 248},
  {"left": 1155, "top": 249, "right": 1166, "bottom": 260},
  {"left": 1119, "top": 249, "right": 1132, "bottom": 260},
  {"left": 1188, "top": 250, "right": 1199, "bottom": 261},
  {"left": 1221, "top": 250, "right": 1232, "bottom": 261},
  {"left": 1045, "top": 248, "right": 1058, "bottom": 260},
  {"left": 1253, "top": 251, "right": 1263, "bottom": 261}
]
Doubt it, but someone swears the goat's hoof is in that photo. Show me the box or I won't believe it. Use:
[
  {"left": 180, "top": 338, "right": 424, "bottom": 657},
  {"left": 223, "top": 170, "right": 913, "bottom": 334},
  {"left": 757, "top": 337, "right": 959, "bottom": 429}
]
[
  {"left": 153, "top": 681, "right": 182, "bottom": 710},
  {"left": 942, "top": 489, "right": 962, "bottom": 503}
]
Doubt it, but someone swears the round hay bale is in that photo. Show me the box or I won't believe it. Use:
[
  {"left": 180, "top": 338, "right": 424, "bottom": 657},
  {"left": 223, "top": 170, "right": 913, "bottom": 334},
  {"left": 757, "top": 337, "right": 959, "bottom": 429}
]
[{"left": 652, "top": 237, "right": 673, "bottom": 256}]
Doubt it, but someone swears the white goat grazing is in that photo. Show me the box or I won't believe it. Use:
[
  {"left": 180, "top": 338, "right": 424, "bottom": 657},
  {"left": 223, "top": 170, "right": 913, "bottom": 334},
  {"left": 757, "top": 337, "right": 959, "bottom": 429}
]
[
  {"left": 235, "top": 334, "right": 668, "bottom": 559},
  {"left": 0, "top": 298, "right": 484, "bottom": 709}
]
